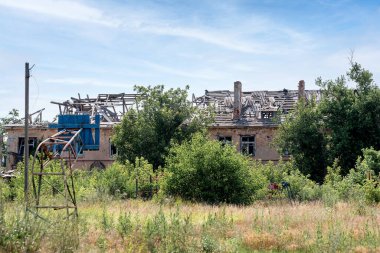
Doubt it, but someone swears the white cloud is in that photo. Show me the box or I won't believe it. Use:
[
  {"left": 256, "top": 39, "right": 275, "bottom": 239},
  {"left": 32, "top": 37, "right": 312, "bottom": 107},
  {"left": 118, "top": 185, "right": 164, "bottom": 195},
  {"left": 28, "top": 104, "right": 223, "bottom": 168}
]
[
  {"left": 0, "top": 0, "right": 312, "bottom": 55},
  {"left": 134, "top": 18, "right": 313, "bottom": 55},
  {"left": 138, "top": 24, "right": 263, "bottom": 54},
  {"left": 0, "top": 0, "right": 121, "bottom": 27}
]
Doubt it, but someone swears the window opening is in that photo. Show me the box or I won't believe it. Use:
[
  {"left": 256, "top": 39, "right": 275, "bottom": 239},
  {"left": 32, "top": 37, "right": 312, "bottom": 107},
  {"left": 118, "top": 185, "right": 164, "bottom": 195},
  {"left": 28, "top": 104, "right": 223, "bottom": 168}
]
[
  {"left": 241, "top": 136, "right": 255, "bottom": 156},
  {"left": 218, "top": 136, "right": 232, "bottom": 146},
  {"left": 262, "top": 111, "right": 274, "bottom": 119},
  {"left": 110, "top": 139, "right": 117, "bottom": 157}
]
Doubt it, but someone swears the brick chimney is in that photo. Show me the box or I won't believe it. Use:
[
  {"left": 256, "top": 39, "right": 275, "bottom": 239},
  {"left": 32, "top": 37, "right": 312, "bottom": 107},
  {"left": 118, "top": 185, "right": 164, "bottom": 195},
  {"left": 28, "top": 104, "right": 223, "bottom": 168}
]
[
  {"left": 298, "top": 80, "right": 305, "bottom": 100},
  {"left": 233, "top": 81, "right": 242, "bottom": 120}
]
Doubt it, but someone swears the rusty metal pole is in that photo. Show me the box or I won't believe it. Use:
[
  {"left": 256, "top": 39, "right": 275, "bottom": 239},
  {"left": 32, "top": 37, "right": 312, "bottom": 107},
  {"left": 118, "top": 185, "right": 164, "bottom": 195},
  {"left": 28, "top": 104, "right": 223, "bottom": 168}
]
[{"left": 24, "top": 62, "right": 30, "bottom": 208}]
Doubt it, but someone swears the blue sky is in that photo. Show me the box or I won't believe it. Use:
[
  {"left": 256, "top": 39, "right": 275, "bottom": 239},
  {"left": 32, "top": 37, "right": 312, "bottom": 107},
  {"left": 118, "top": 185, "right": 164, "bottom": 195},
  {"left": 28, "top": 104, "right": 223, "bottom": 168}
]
[{"left": 0, "top": 0, "right": 379, "bottom": 120}]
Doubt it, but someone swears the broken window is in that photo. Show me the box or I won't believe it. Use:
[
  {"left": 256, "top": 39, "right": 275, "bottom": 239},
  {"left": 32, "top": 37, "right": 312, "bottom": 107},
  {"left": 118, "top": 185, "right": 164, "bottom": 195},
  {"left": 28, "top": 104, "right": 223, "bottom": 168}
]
[
  {"left": 110, "top": 139, "right": 117, "bottom": 157},
  {"left": 261, "top": 111, "right": 275, "bottom": 119},
  {"left": 18, "top": 137, "right": 38, "bottom": 157},
  {"left": 241, "top": 136, "right": 255, "bottom": 156},
  {"left": 218, "top": 136, "right": 232, "bottom": 146}
]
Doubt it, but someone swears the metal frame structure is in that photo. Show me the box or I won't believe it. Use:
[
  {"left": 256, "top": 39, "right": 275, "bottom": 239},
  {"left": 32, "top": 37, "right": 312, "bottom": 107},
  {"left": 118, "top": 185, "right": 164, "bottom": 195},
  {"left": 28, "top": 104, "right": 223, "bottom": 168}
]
[
  {"left": 51, "top": 93, "right": 140, "bottom": 123},
  {"left": 28, "top": 115, "right": 100, "bottom": 220}
]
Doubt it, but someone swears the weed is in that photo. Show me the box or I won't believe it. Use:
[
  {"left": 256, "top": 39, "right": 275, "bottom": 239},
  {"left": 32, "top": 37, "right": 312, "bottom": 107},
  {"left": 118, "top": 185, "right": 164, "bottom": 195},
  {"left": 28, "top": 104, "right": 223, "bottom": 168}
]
[{"left": 117, "top": 211, "right": 132, "bottom": 238}]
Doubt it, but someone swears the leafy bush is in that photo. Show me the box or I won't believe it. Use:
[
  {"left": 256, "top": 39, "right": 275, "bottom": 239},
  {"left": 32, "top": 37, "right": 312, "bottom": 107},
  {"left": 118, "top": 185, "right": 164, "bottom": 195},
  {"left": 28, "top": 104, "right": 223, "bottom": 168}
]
[
  {"left": 163, "top": 133, "right": 255, "bottom": 204},
  {"left": 322, "top": 148, "right": 380, "bottom": 204},
  {"left": 249, "top": 161, "right": 321, "bottom": 201},
  {"left": 96, "top": 162, "right": 132, "bottom": 197},
  {"left": 362, "top": 179, "right": 380, "bottom": 203},
  {"left": 75, "top": 158, "right": 155, "bottom": 200}
]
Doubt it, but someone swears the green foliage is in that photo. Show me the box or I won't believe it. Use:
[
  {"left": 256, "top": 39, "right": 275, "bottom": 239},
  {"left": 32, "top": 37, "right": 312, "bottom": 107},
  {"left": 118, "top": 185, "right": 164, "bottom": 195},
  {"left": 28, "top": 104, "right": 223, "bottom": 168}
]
[
  {"left": 201, "top": 209, "right": 235, "bottom": 253},
  {"left": 274, "top": 99, "right": 327, "bottom": 183},
  {"left": 0, "top": 109, "right": 21, "bottom": 128},
  {"left": 249, "top": 161, "right": 321, "bottom": 201},
  {"left": 100, "top": 206, "right": 114, "bottom": 232},
  {"left": 143, "top": 207, "right": 197, "bottom": 253},
  {"left": 117, "top": 211, "right": 133, "bottom": 238},
  {"left": 321, "top": 148, "right": 380, "bottom": 204},
  {"left": 9, "top": 159, "right": 70, "bottom": 201},
  {"left": 0, "top": 210, "right": 44, "bottom": 252},
  {"left": 317, "top": 62, "right": 380, "bottom": 174},
  {"left": 362, "top": 179, "right": 380, "bottom": 204},
  {"left": 3, "top": 156, "right": 157, "bottom": 203},
  {"left": 74, "top": 158, "right": 156, "bottom": 200},
  {"left": 356, "top": 148, "right": 380, "bottom": 176},
  {"left": 163, "top": 133, "right": 255, "bottom": 204},
  {"left": 275, "top": 61, "right": 380, "bottom": 180},
  {"left": 112, "top": 85, "right": 212, "bottom": 169},
  {"left": 0, "top": 109, "right": 21, "bottom": 166},
  {"left": 95, "top": 162, "right": 132, "bottom": 197}
]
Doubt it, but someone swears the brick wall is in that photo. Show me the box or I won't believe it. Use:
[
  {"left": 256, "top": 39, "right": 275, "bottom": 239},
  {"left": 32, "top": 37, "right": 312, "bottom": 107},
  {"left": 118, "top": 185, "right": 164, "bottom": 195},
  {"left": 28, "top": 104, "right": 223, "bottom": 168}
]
[{"left": 208, "top": 126, "right": 282, "bottom": 161}]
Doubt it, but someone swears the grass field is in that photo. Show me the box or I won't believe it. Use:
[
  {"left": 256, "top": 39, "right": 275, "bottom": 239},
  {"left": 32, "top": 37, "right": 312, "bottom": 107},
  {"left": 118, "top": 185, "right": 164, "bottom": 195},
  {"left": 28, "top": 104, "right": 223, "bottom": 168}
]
[{"left": 1, "top": 199, "right": 379, "bottom": 252}]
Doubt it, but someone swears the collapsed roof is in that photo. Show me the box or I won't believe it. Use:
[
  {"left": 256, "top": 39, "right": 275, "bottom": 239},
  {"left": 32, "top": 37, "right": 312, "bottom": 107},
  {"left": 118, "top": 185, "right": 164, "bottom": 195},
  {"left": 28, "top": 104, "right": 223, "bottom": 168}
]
[
  {"left": 6, "top": 81, "right": 320, "bottom": 127},
  {"left": 192, "top": 81, "right": 321, "bottom": 127},
  {"left": 51, "top": 93, "right": 140, "bottom": 124}
]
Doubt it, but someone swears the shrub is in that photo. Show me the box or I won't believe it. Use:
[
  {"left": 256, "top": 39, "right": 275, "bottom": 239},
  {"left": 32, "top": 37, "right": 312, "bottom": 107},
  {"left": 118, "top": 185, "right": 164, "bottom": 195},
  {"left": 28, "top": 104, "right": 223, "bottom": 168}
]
[
  {"left": 322, "top": 149, "right": 380, "bottom": 203},
  {"left": 362, "top": 180, "right": 380, "bottom": 203},
  {"left": 75, "top": 158, "right": 155, "bottom": 200},
  {"left": 97, "top": 162, "right": 132, "bottom": 197},
  {"left": 163, "top": 133, "right": 255, "bottom": 204},
  {"left": 249, "top": 161, "right": 321, "bottom": 201}
]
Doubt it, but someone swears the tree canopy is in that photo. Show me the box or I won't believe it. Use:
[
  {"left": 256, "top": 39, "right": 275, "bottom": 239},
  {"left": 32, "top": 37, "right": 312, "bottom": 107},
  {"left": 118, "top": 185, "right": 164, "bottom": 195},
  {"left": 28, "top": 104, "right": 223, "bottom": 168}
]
[
  {"left": 1, "top": 109, "right": 21, "bottom": 166},
  {"left": 112, "top": 85, "right": 211, "bottom": 169},
  {"left": 275, "top": 62, "right": 380, "bottom": 181},
  {"left": 274, "top": 99, "right": 327, "bottom": 182}
]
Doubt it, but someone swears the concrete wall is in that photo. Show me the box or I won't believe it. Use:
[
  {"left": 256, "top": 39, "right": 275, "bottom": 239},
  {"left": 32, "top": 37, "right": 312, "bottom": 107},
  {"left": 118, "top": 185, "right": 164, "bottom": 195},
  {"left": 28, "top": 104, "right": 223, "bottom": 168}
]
[{"left": 208, "top": 126, "right": 282, "bottom": 161}]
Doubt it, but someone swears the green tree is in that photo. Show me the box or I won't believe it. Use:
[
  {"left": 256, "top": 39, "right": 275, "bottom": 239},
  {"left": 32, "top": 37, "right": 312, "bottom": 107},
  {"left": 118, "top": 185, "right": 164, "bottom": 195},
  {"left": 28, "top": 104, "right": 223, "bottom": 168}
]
[
  {"left": 318, "top": 62, "right": 380, "bottom": 174},
  {"left": 0, "top": 109, "right": 21, "bottom": 167},
  {"left": 274, "top": 100, "right": 327, "bottom": 183},
  {"left": 275, "top": 61, "right": 380, "bottom": 180},
  {"left": 162, "top": 133, "right": 255, "bottom": 204},
  {"left": 112, "top": 85, "right": 211, "bottom": 169}
]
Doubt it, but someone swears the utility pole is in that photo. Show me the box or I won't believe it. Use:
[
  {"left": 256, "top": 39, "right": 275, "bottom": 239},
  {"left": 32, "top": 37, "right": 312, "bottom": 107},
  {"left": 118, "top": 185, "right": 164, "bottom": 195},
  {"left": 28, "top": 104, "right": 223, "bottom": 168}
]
[
  {"left": 24, "top": 62, "right": 30, "bottom": 208},
  {"left": 0, "top": 132, "right": 3, "bottom": 168}
]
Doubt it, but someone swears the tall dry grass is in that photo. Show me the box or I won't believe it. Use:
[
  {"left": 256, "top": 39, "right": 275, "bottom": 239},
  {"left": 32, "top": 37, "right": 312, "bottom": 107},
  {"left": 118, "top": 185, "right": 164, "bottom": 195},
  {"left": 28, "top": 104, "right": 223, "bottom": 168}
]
[{"left": 1, "top": 199, "right": 379, "bottom": 252}]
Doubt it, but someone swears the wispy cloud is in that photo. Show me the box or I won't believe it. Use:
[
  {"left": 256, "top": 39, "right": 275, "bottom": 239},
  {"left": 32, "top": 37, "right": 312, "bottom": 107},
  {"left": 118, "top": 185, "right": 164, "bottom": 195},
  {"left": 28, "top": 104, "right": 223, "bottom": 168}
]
[
  {"left": 133, "top": 17, "right": 313, "bottom": 54},
  {"left": 0, "top": 0, "right": 312, "bottom": 55},
  {"left": 0, "top": 0, "right": 121, "bottom": 27},
  {"left": 138, "top": 24, "right": 263, "bottom": 54}
]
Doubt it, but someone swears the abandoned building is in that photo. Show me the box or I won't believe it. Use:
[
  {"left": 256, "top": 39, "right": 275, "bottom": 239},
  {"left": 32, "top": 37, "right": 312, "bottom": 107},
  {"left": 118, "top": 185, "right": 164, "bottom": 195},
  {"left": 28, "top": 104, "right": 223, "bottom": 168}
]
[
  {"left": 193, "top": 80, "right": 321, "bottom": 161},
  {"left": 4, "top": 93, "right": 139, "bottom": 170},
  {"left": 3, "top": 81, "right": 321, "bottom": 170}
]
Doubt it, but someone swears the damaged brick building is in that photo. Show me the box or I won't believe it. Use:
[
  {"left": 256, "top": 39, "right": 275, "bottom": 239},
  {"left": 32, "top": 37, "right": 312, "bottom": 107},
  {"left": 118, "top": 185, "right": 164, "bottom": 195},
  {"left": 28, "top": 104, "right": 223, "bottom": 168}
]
[
  {"left": 193, "top": 80, "right": 321, "bottom": 161},
  {"left": 3, "top": 81, "right": 320, "bottom": 170}
]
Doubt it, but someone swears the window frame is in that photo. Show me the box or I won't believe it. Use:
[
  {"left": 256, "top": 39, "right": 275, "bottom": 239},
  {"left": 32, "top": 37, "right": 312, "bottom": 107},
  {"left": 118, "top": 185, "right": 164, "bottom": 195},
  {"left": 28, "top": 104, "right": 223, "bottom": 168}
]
[
  {"left": 261, "top": 111, "right": 276, "bottom": 119},
  {"left": 218, "top": 136, "right": 232, "bottom": 146},
  {"left": 109, "top": 138, "right": 117, "bottom": 158},
  {"left": 240, "top": 135, "right": 256, "bottom": 156}
]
